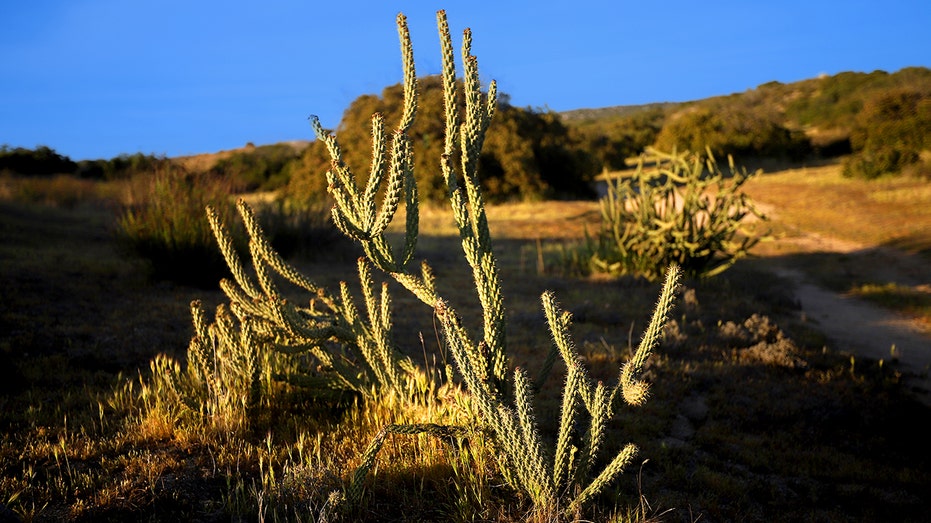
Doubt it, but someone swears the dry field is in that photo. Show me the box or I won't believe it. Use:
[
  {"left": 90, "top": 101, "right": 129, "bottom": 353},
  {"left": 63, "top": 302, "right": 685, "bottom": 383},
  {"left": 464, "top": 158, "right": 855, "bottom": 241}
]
[{"left": 1, "top": 160, "right": 930, "bottom": 522}]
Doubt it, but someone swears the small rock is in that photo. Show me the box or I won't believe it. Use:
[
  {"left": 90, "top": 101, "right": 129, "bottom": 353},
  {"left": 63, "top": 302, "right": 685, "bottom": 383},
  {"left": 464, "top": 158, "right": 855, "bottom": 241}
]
[
  {"left": 670, "top": 414, "right": 695, "bottom": 440},
  {"left": 680, "top": 394, "right": 709, "bottom": 423}
]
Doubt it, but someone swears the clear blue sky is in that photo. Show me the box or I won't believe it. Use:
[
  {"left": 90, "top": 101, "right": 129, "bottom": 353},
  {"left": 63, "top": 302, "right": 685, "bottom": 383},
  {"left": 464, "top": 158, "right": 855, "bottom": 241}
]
[{"left": 2, "top": 1, "right": 929, "bottom": 161}]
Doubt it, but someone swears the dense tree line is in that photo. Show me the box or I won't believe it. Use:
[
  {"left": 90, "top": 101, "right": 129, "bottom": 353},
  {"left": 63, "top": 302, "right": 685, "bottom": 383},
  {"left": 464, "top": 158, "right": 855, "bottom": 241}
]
[
  {"left": 1, "top": 143, "right": 297, "bottom": 191},
  {"left": 0, "top": 146, "right": 173, "bottom": 180},
  {"left": 0, "top": 145, "right": 77, "bottom": 176},
  {"left": 76, "top": 153, "right": 171, "bottom": 180},
  {"left": 209, "top": 143, "right": 302, "bottom": 192}
]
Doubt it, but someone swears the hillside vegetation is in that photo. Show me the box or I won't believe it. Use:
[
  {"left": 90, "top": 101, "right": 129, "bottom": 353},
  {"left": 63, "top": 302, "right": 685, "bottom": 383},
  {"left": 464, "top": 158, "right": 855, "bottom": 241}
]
[
  {"left": 288, "top": 76, "right": 599, "bottom": 203},
  {"left": 564, "top": 67, "right": 931, "bottom": 176},
  {"left": 4, "top": 67, "right": 929, "bottom": 202}
]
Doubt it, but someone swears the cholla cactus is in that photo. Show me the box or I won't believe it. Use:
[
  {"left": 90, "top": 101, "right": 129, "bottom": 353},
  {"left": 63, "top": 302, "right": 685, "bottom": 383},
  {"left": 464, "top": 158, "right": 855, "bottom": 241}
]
[
  {"left": 309, "top": 10, "right": 681, "bottom": 516},
  {"left": 198, "top": 199, "right": 421, "bottom": 402},
  {"left": 591, "top": 146, "right": 768, "bottom": 280},
  {"left": 174, "top": 8, "right": 679, "bottom": 517}
]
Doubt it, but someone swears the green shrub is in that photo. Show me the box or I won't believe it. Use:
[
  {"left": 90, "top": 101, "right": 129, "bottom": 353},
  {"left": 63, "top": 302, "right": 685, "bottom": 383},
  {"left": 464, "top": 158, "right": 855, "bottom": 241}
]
[
  {"left": 842, "top": 88, "right": 931, "bottom": 178},
  {"left": 209, "top": 143, "right": 302, "bottom": 191},
  {"left": 587, "top": 147, "right": 767, "bottom": 280},
  {"left": 842, "top": 147, "right": 914, "bottom": 180},
  {"left": 654, "top": 105, "right": 811, "bottom": 161}
]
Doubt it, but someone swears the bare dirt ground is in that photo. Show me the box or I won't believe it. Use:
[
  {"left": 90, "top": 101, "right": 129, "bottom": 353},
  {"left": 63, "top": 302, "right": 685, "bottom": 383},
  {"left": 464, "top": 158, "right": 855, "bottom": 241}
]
[{"left": 763, "top": 231, "right": 931, "bottom": 406}]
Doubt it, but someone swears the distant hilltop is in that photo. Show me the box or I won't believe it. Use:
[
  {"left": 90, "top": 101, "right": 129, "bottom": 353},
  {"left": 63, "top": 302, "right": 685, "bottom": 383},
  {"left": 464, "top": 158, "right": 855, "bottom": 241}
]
[
  {"left": 555, "top": 66, "right": 931, "bottom": 178},
  {"left": 559, "top": 102, "right": 680, "bottom": 123}
]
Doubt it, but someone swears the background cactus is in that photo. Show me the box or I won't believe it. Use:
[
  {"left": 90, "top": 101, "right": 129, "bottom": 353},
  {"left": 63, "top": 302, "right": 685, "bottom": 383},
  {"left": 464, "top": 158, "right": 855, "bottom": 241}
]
[{"left": 588, "top": 146, "right": 768, "bottom": 280}]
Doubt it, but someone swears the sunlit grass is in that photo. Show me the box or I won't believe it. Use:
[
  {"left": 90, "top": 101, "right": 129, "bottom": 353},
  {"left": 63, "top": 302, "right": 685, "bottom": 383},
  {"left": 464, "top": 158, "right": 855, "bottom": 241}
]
[
  {"left": 849, "top": 282, "right": 931, "bottom": 328},
  {"left": 0, "top": 172, "right": 116, "bottom": 208},
  {"left": 744, "top": 161, "right": 931, "bottom": 253}
]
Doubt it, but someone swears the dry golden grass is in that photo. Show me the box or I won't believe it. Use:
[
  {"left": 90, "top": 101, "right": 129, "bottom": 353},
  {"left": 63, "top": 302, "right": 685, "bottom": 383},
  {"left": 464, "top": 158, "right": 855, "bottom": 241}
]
[
  {"left": 743, "top": 161, "right": 931, "bottom": 253},
  {"left": 391, "top": 200, "right": 600, "bottom": 240},
  {"left": 172, "top": 146, "right": 246, "bottom": 173}
]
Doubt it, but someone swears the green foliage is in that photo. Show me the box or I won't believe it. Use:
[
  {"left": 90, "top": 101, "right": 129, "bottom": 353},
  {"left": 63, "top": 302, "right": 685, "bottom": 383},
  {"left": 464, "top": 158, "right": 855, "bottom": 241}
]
[
  {"left": 209, "top": 143, "right": 303, "bottom": 191},
  {"left": 568, "top": 105, "right": 668, "bottom": 171},
  {"left": 289, "top": 75, "right": 598, "bottom": 203},
  {"left": 117, "top": 165, "right": 241, "bottom": 287},
  {"left": 78, "top": 152, "right": 171, "bottom": 180},
  {"left": 842, "top": 88, "right": 931, "bottom": 179},
  {"left": 284, "top": 139, "right": 333, "bottom": 203},
  {"left": 588, "top": 147, "right": 767, "bottom": 281},
  {"left": 0, "top": 145, "right": 77, "bottom": 176},
  {"left": 564, "top": 67, "right": 931, "bottom": 169},
  {"left": 487, "top": 103, "right": 601, "bottom": 200},
  {"left": 785, "top": 68, "right": 931, "bottom": 129},
  {"left": 654, "top": 104, "right": 811, "bottom": 161},
  {"left": 785, "top": 70, "right": 893, "bottom": 129}
]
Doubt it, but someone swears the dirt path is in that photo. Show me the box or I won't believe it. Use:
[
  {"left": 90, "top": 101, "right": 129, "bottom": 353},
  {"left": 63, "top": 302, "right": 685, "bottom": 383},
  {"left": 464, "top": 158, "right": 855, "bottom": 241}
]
[{"left": 766, "top": 233, "right": 931, "bottom": 406}]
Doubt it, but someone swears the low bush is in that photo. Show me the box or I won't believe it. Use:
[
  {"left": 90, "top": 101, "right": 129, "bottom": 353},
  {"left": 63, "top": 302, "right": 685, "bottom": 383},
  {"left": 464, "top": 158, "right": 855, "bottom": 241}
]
[{"left": 842, "top": 88, "right": 931, "bottom": 179}]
